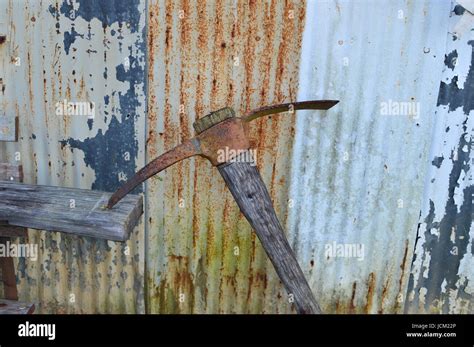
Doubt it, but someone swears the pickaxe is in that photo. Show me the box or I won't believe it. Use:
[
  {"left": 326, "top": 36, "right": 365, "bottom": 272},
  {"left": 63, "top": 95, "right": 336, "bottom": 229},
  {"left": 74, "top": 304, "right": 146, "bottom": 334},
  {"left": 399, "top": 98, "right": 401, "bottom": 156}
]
[{"left": 107, "top": 100, "right": 338, "bottom": 314}]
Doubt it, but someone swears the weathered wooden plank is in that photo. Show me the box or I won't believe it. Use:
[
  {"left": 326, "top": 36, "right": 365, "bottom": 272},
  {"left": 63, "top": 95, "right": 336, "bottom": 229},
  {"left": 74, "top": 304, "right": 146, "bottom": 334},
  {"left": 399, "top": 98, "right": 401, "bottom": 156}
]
[
  {"left": 0, "top": 237, "right": 18, "bottom": 300},
  {"left": 0, "top": 299, "right": 35, "bottom": 314},
  {"left": 0, "top": 181, "right": 143, "bottom": 241},
  {"left": 0, "top": 164, "right": 27, "bottom": 237},
  {"left": 0, "top": 163, "right": 23, "bottom": 181},
  {"left": 218, "top": 152, "right": 320, "bottom": 314},
  {"left": 0, "top": 163, "right": 23, "bottom": 300},
  {"left": 0, "top": 222, "right": 27, "bottom": 238}
]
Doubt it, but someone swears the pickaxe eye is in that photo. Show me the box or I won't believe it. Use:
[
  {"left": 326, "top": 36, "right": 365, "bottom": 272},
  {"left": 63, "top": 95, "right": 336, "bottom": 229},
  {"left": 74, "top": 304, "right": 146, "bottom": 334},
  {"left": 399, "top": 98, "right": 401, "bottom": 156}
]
[{"left": 107, "top": 100, "right": 338, "bottom": 209}]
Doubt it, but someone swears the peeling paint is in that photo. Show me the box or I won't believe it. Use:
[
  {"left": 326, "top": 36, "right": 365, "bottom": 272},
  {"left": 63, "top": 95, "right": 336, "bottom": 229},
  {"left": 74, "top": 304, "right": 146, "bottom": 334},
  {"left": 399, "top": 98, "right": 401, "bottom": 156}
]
[
  {"left": 63, "top": 27, "right": 83, "bottom": 55},
  {"left": 61, "top": 115, "right": 140, "bottom": 192},
  {"left": 438, "top": 42, "right": 474, "bottom": 114},
  {"left": 0, "top": 0, "right": 147, "bottom": 313},
  {"left": 408, "top": 119, "right": 473, "bottom": 312},
  {"left": 432, "top": 156, "right": 444, "bottom": 168},
  {"left": 49, "top": 0, "right": 142, "bottom": 33},
  {"left": 407, "top": 4, "right": 474, "bottom": 313},
  {"left": 58, "top": 0, "right": 146, "bottom": 193},
  {"left": 444, "top": 50, "right": 458, "bottom": 71}
]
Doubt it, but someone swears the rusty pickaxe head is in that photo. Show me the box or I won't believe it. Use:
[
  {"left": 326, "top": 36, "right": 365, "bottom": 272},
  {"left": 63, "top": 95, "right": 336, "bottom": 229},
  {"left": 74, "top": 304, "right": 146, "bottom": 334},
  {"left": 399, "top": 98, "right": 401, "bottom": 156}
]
[{"left": 107, "top": 100, "right": 338, "bottom": 209}]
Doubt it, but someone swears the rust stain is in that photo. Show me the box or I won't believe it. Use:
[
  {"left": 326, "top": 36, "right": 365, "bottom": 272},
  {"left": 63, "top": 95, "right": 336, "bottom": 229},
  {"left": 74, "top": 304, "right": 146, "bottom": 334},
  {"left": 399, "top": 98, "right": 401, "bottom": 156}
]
[
  {"left": 379, "top": 276, "right": 391, "bottom": 314},
  {"left": 395, "top": 239, "right": 410, "bottom": 311},
  {"left": 365, "top": 272, "right": 376, "bottom": 313},
  {"left": 399, "top": 239, "right": 409, "bottom": 287},
  {"left": 155, "top": 254, "right": 195, "bottom": 313},
  {"left": 147, "top": 3, "right": 159, "bottom": 160},
  {"left": 335, "top": 298, "right": 342, "bottom": 313},
  {"left": 147, "top": 0, "right": 308, "bottom": 313},
  {"left": 27, "top": 51, "right": 33, "bottom": 107},
  {"left": 350, "top": 281, "right": 357, "bottom": 313}
]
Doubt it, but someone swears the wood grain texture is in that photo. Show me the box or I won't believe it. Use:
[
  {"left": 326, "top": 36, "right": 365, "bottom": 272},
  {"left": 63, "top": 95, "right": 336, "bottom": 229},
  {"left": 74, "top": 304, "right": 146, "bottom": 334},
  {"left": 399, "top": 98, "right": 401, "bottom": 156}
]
[
  {"left": 0, "top": 224, "right": 27, "bottom": 238},
  {"left": 0, "top": 299, "right": 35, "bottom": 314},
  {"left": 0, "top": 163, "right": 23, "bottom": 181},
  {"left": 218, "top": 153, "right": 321, "bottom": 314},
  {"left": 0, "top": 164, "right": 26, "bottom": 237},
  {"left": 0, "top": 181, "right": 143, "bottom": 241},
  {"left": 193, "top": 107, "right": 235, "bottom": 134},
  {"left": 0, "top": 237, "right": 18, "bottom": 300},
  {"left": 0, "top": 163, "right": 24, "bottom": 299}
]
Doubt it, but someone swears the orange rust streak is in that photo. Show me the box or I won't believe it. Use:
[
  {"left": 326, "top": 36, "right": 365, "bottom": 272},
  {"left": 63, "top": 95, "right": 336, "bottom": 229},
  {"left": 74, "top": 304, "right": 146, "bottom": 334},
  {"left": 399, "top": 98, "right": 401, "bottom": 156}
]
[
  {"left": 379, "top": 276, "right": 391, "bottom": 314},
  {"left": 395, "top": 239, "right": 410, "bottom": 311},
  {"left": 365, "top": 272, "right": 376, "bottom": 313},
  {"left": 350, "top": 282, "right": 357, "bottom": 313},
  {"left": 146, "top": 0, "right": 309, "bottom": 314}
]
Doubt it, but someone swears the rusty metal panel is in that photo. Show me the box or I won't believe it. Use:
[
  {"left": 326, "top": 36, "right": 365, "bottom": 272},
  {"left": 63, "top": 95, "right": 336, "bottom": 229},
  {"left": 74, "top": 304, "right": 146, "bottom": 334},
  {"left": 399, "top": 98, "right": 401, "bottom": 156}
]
[
  {"left": 0, "top": 0, "right": 146, "bottom": 313},
  {"left": 0, "top": 16, "right": 17, "bottom": 141},
  {"left": 0, "top": 0, "right": 469, "bottom": 316},
  {"left": 287, "top": 0, "right": 451, "bottom": 313},
  {"left": 406, "top": 3, "right": 474, "bottom": 314},
  {"left": 146, "top": 0, "right": 307, "bottom": 313}
]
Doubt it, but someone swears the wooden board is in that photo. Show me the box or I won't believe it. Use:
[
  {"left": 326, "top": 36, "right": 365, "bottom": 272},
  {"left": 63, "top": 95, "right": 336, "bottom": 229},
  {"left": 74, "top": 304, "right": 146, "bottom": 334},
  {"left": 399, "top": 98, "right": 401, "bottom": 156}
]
[
  {"left": 0, "top": 181, "right": 143, "bottom": 241},
  {"left": 0, "top": 163, "right": 27, "bottom": 237},
  {"left": 0, "top": 223, "right": 27, "bottom": 238},
  {"left": 0, "top": 163, "right": 23, "bottom": 300},
  {"left": 0, "top": 237, "right": 18, "bottom": 300},
  {"left": 0, "top": 163, "right": 23, "bottom": 181},
  {"left": 0, "top": 299, "right": 35, "bottom": 314}
]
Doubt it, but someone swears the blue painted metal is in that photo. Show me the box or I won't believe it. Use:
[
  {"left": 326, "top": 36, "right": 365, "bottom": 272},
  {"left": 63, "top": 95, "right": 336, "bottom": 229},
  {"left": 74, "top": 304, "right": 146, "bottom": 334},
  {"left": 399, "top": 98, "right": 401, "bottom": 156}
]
[
  {"left": 0, "top": 0, "right": 147, "bottom": 313},
  {"left": 406, "top": 2, "right": 474, "bottom": 313}
]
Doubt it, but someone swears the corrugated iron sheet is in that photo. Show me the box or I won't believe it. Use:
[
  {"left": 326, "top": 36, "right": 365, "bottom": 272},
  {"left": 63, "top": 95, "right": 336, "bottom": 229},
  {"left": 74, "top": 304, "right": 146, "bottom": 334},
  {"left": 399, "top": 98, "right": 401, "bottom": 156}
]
[
  {"left": 287, "top": 0, "right": 452, "bottom": 313},
  {"left": 146, "top": 0, "right": 307, "bottom": 313},
  {"left": 0, "top": 0, "right": 147, "bottom": 313},
  {"left": 406, "top": 3, "right": 474, "bottom": 313},
  {"left": 0, "top": 13, "right": 17, "bottom": 142},
  {"left": 0, "top": 0, "right": 471, "bottom": 315}
]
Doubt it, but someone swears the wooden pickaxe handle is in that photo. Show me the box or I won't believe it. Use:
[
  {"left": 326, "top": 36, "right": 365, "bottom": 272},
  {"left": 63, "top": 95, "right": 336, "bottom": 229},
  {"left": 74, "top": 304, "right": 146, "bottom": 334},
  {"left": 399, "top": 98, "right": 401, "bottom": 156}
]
[{"left": 218, "top": 153, "right": 320, "bottom": 314}]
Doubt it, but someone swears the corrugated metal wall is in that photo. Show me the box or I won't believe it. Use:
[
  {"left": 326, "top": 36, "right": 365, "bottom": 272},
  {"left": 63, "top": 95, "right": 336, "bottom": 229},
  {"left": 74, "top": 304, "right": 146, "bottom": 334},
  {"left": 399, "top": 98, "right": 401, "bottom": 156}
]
[
  {"left": 146, "top": 0, "right": 307, "bottom": 313},
  {"left": 0, "top": 0, "right": 147, "bottom": 313},
  {"left": 287, "top": 0, "right": 452, "bottom": 313},
  {"left": 406, "top": 3, "right": 474, "bottom": 313},
  {"left": 0, "top": 0, "right": 471, "bottom": 314}
]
